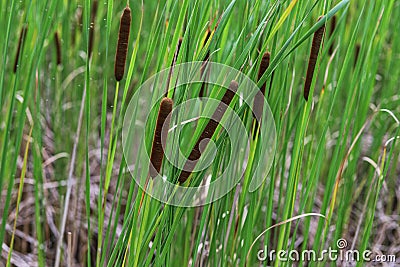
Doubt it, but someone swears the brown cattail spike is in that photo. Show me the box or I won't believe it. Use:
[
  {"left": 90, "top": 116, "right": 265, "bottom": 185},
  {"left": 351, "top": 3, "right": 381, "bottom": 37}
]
[
  {"left": 88, "top": 0, "right": 98, "bottom": 57},
  {"left": 149, "top": 97, "right": 173, "bottom": 178},
  {"left": 114, "top": 6, "right": 132, "bottom": 81},
  {"left": 199, "top": 28, "right": 212, "bottom": 98},
  {"left": 54, "top": 32, "right": 62, "bottom": 66},
  {"left": 253, "top": 52, "right": 270, "bottom": 119},
  {"left": 304, "top": 17, "right": 325, "bottom": 101},
  {"left": 179, "top": 80, "right": 238, "bottom": 183},
  {"left": 328, "top": 15, "right": 336, "bottom": 55},
  {"left": 13, "top": 25, "right": 28, "bottom": 73}
]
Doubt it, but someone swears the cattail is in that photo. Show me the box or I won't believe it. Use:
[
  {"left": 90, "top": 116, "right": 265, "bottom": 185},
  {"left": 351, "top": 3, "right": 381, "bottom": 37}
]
[
  {"left": 54, "top": 32, "right": 62, "bottom": 66},
  {"left": 114, "top": 6, "right": 131, "bottom": 81},
  {"left": 304, "top": 17, "right": 325, "bottom": 101},
  {"left": 88, "top": 0, "right": 98, "bottom": 57},
  {"left": 13, "top": 25, "right": 28, "bottom": 73},
  {"left": 149, "top": 97, "right": 173, "bottom": 178},
  {"left": 165, "top": 37, "right": 183, "bottom": 97},
  {"left": 179, "top": 80, "right": 238, "bottom": 183},
  {"left": 328, "top": 15, "right": 336, "bottom": 55},
  {"left": 199, "top": 28, "right": 212, "bottom": 98},
  {"left": 253, "top": 52, "right": 270, "bottom": 120}
]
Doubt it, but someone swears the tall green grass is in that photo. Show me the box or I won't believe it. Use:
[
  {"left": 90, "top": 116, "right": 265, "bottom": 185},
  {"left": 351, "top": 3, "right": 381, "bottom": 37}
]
[{"left": 0, "top": 0, "right": 399, "bottom": 266}]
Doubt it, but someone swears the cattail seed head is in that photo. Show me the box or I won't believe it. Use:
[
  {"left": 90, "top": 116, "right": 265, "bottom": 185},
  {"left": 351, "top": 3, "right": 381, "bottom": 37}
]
[
  {"left": 114, "top": 6, "right": 131, "bottom": 81},
  {"left": 257, "top": 52, "right": 270, "bottom": 94},
  {"left": 179, "top": 80, "right": 238, "bottom": 183},
  {"left": 91, "top": 0, "right": 98, "bottom": 21},
  {"left": 54, "top": 31, "right": 62, "bottom": 66},
  {"left": 88, "top": 0, "right": 98, "bottom": 57},
  {"left": 253, "top": 51, "right": 270, "bottom": 122},
  {"left": 304, "top": 17, "right": 325, "bottom": 101},
  {"left": 149, "top": 97, "right": 173, "bottom": 178},
  {"left": 13, "top": 25, "right": 28, "bottom": 73},
  {"left": 328, "top": 15, "right": 337, "bottom": 55}
]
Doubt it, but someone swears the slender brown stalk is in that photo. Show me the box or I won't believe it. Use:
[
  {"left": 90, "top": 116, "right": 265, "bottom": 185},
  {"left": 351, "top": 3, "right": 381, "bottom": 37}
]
[
  {"left": 88, "top": 0, "right": 98, "bottom": 57},
  {"left": 173, "top": 37, "right": 183, "bottom": 67},
  {"left": 253, "top": 52, "right": 270, "bottom": 120},
  {"left": 354, "top": 44, "right": 361, "bottom": 67},
  {"left": 304, "top": 17, "right": 325, "bottom": 101},
  {"left": 328, "top": 15, "right": 337, "bottom": 55},
  {"left": 149, "top": 97, "right": 174, "bottom": 178},
  {"left": 13, "top": 25, "right": 28, "bottom": 73},
  {"left": 114, "top": 6, "right": 132, "bottom": 81},
  {"left": 199, "top": 28, "right": 212, "bottom": 98},
  {"left": 179, "top": 80, "right": 238, "bottom": 183},
  {"left": 54, "top": 32, "right": 62, "bottom": 66},
  {"left": 165, "top": 37, "right": 183, "bottom": 97}
]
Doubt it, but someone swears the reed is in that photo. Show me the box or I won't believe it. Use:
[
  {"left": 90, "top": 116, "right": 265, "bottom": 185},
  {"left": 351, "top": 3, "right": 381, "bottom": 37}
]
[
  {"left": 149, "top": 97, "right": 173, "bottom": 178},
  {"left": 179, "top": 80, "right": 238, "bottom": 183},
  {"left": 114, "top": 6, "right": 132, "bottom": 81},
  {"left": 54, "top": 31, "right": 62, "bottom": 66},
  {"left": 303, "top": 17, "right": 325, "bottom": 101},
  {"left": 13, "top": 25, "right": 28, "bottom": 73}
]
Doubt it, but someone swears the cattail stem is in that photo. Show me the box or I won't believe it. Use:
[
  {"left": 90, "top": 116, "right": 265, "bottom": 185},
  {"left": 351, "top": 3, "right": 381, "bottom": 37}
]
[
  {"left": 165, "top": 37, "right": 183, "bottom": 97},
  {"left": 354, "top": 44, "right": 361, "bottom": 67},
  {"left": 114, "top": 6, "right": 132, "bottom": 81},
  {"left": 304, "top": 17, "right": 325, "bottom": 101},
  {"left": 13, "top": 25, "right": 28, "bottom": 73},
  {"left": 54, "top": 32, "right": 62, "bottom": 66},
  {"left": 149, "top": 97, "right": 174, "bottom": 178},
  {"left": 179, "top": 80, "right": 238, "bottom": 183}
]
